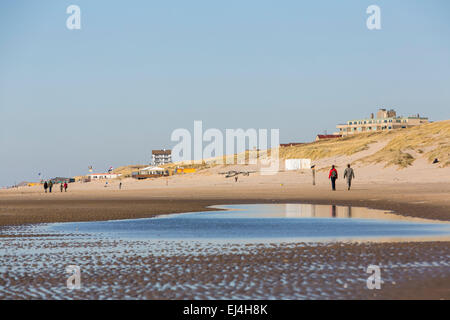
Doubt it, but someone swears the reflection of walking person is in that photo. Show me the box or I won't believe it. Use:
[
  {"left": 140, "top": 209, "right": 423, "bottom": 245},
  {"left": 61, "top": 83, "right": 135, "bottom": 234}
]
[
  {"left": 235, "top": 176, "right": 238, "bottom": 183},
  {"left": 328, "top": 165, "right": 338, "bottom": 191},
  {"left": 44, "top": 181, "right": 48, "bottom": 193},
  {"left": 343, "top": 164, "right": 355, "bottom": 190}
]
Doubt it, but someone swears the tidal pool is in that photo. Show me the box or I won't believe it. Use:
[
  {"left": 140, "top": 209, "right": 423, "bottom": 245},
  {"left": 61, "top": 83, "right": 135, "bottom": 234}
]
[
  {"left": 47, "top": 204, "right": 450, "bottom": 242},
  {"left": 1, "top": 204, "right": 450, "bottom": 299}
]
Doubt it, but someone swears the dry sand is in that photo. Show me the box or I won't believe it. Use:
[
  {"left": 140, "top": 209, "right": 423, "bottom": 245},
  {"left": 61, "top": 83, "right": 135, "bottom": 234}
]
[{"left": 1, "top": 168, "right": 450, "bottom": 225}]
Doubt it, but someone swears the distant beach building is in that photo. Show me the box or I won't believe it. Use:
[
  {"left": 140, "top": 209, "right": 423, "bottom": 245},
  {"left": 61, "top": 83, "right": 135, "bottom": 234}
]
[
  {"left": 285, "top": 159, "right": 311, "bottom": 170},
  {"left": 336, "top": 108, "right": 429, "bottom": 136},
  {"left": 175, "top": 167, "right": 197, "bottom": 174},
  {"left": 152, "top": 149, "right": 172, "bottom": 165},
  {"left": 280, "top": 142, "right": 305, "bottom": 147},
  {"left": 17, "top": 181, "right": 32, "bottom": 187},
  {"left": 132, "top": 166, "right": 167, "bottom": 179},
  {"left": 87, "top": 173, "right": 121, "bottom": 180},
  {"left": 315, "top": 134, "right": 342, "bottom": 141},
  {"left": 49, "top": 177, "right": 72, "bottom": 184}
]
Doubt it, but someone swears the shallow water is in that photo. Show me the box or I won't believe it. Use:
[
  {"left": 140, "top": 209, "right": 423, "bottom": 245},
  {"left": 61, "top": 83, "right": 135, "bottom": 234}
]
[
  {"left": 1, "top": 204, "right": 450, "bottom": 299},
  {"left": 47, "top": 204, "right": 450, "bottom": 242}
]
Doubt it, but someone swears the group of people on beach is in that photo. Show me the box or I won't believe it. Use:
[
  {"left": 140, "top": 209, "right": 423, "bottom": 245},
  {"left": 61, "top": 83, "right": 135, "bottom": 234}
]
[
  {"left": 43, "top": 181, "right": 68, "bottom": 193},
  {"left": 328, "top": 164, "right": 355, "bottom": 191},
  {"left": 40, "top": 166, "right": 352, "bottom": 193}
]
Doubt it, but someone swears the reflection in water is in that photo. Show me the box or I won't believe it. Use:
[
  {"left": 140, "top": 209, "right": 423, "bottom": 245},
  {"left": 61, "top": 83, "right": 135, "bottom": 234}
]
[
  {"left": 2, "top": 204, "right": 450, "bottom": 300},
  {"left": 47, "top": 203, "right": 450, "bottom": 242},
  {"left": 285, "top": 204, "right": 358, "bottom": 219},
  {"left": 274, "top": 204, "right": 436, "bottom": 222}
]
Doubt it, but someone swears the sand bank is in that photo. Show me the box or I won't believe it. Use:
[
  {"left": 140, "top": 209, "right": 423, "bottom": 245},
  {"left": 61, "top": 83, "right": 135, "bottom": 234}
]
[{"left": 1, "top": 173, "right": 450, "bottom": 226}]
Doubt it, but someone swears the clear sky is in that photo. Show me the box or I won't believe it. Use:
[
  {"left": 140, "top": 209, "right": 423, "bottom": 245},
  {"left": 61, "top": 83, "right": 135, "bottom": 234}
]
[{"left": 1, "top": 0, "right": 449, "bottom": 186}]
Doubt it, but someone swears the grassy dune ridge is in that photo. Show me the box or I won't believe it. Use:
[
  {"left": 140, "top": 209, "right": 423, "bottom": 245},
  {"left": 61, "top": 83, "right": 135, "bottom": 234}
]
[
  {"left": 112, "top": 121, "right": 450, "bottom": 175},
  {"left": 280, "top": 120, "right": 450, "bottom": 168}
]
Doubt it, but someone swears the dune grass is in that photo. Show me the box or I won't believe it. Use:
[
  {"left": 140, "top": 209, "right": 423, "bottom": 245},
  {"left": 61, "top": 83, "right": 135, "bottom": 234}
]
[
  {"left": 359, "top": 150, "right": 416, "bottom": 168},
  {"left": 358, "top": 120, "right": 450, "bottom": 168},
  {"left": 115, "top": 121, "right": 450, "bottom": 173},
  {"left": 279, "top": 120, "right": 450, "bottom": 169},
  {"left": 279, "top": 132, "right": 383, "bottom": 160}
]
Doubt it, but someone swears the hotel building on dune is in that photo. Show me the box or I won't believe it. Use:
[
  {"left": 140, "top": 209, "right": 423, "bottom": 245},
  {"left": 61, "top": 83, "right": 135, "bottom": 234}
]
[
  {"left": 152, "top": 149, "right": 172, "bottom": 165},
  {"left": 336, "top": 108, "right": 429, "bottom": 136}
]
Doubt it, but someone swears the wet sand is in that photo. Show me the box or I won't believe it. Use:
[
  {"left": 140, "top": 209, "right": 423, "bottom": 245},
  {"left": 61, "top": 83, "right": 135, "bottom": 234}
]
[
  {"left": 0, "top": 231, "right": 448, "bottom": 299},
  {"left": 1, "top": 181, "right": 449, "bottom": 299},
  {"left": 1, "top": 182, "right": 450, "bottom": 226}
]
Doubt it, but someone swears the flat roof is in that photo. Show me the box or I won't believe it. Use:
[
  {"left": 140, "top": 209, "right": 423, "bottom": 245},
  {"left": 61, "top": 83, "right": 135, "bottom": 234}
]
[
  {"left": 152, "top": 150, "right": 171, "bottom": 155},
  {"left": 87, "top": 173, "right": 118, "bottom": 175},
  {"left": 345, "top": 116, "right": 428, "bottom": 122}
]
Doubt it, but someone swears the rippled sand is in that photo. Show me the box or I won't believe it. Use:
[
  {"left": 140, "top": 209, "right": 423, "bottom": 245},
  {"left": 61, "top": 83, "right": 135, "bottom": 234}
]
[{"left": 0, "top": 224, "right": 449, "bottom": 299}]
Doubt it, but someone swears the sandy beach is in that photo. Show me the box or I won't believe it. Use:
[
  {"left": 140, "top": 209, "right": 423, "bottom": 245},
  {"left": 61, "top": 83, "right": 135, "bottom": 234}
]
[
  {"left": 1, "top": 171, "right": 450, "bottom": 300},
  {"left": 2, "top": 0, "right": 450, "bottom": 304},
  {"left": 1, "top": 170, "right": 450, "bottom": 225}
]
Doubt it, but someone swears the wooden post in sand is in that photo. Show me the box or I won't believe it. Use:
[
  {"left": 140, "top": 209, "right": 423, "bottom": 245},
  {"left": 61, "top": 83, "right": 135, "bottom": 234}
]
[{"left": 311, "top": 165, "right": 316, "bottom": 186}]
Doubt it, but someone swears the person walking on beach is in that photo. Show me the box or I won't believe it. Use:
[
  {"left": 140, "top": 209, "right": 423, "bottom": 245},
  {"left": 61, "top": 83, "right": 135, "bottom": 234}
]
[
  {"left": 343, "top": 164, "right": 355, "bottom": 190},
  {"left": 60, "top": 182, "right": 64, "bottom": 192},
  {"left": 64, "top": 182, "right": 68, "bottom": 192},
  {"left": 328, "top": 165, "right": 338, "bottom": 191},
  {"left": 43, "top": 181, "right": 48, "bottom": 193},
  {"left": 119, "top": 182, "right": 122, "bottom": 190},
  {"left": 48, "top": 180, "right": 53, "bottom": 193}
]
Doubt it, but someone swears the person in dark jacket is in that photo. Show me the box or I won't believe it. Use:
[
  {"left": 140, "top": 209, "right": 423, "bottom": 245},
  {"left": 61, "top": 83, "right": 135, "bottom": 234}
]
[
  {"left": 44, "top": 181, "right": 48, "bottom": 193},
  {"left": 60, "top": 183, "right": 64, "bottom": 192},
  {"left": 328, "top": 165, "right": 338, "bottom": 191}
]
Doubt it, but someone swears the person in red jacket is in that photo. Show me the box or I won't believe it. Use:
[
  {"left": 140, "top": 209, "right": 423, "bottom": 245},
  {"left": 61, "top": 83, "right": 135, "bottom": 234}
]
[{"left": 329, "top": 165, "right": 338, "bottom": 191}]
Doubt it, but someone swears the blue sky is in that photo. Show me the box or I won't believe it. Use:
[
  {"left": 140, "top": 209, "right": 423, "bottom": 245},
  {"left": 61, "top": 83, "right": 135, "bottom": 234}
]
[{"left": 1, "top": 0, "right": 449, "bottom": 186}]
